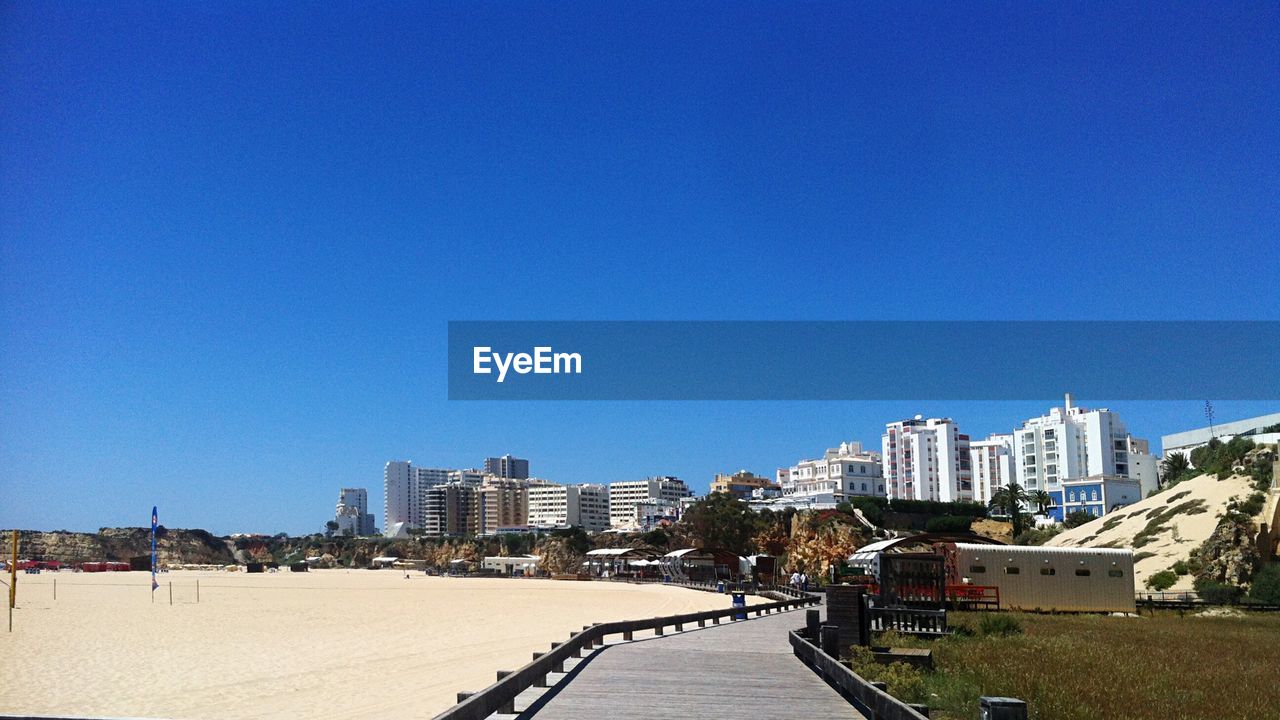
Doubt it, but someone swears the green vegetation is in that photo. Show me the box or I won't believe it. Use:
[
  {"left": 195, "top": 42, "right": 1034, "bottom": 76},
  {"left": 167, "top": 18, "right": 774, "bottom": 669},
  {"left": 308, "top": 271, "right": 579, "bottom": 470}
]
[
  {"left": 1193, "top": 578, "right": 1243, "bottom": 605},
  {"left": 1013, "top": 524, "right": 1063, "bottom": 546},
  {"left": 1161, "top": 436, "right": 1273, "bottom": 493},
  {"left": 1063, "top": 511, "right": 1095, "bottom": 529},
  {"left": 1247, "top": 564, "right": 1280, "bottom": 605},
  {"left": 1145, "top": 570, "right": 1177, "bottom": 591},
  {"left": 678, "top": 492, "right": 763, "bottom": 555},
  {"left": 977, "top": 613, "right": 1023, "bottom": 636},
  {"left": 988, "top": 482, "right": 1029, "bottom": 536},
  {"left": 1132, "top": 551, "right": 1156, "bottom": 562},
  {"left": 925, "top": 515, "right": 974, "bottom": 533},
  {"left": 1171, "top": 559, "right": 1190, "bottom": 576},
  {"left": 857, "top": 612, "right": 1280, "bottom": 720}
]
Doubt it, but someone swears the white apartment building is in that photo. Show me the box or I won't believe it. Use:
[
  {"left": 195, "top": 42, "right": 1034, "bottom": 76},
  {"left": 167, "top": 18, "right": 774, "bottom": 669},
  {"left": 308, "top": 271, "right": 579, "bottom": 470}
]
[
  {"left": 527, "top": 483, "right": 610, "bottom": 531},
  {"left": 334, "top": 487, "right": 375, "bottom": 536},
  {"left": 1013, "top": 395, "right": 1159, "bottom": 519},
  {"left": 608, "top": 477, "right": 691, "bottom": 528},
  {"left": 968, "top": 434, "right": 1014, "bottom": 506},
  {"left": 382, "top": 461, "right": 468, "bottom": 536},
  {"left": 882, "top": 417, "right": 973, "bottom": 502},
  {"left": 782, "top": 441, "right": 885, "bottom": 504}
]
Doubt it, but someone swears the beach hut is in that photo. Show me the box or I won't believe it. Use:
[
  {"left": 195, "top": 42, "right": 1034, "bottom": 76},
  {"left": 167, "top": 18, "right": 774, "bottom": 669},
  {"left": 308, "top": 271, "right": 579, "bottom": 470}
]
[
  {"left": 370, "top": 556, "right": 399, "bottom": 569},
  {"left": 482, "top": 555, "right": 541, "bottom": 576},
  {"left": 659, "top": 548, "right": 742, "bottom": 583},
  {"left": 584, "top": 548, "right": 659, "bottom": 578}
]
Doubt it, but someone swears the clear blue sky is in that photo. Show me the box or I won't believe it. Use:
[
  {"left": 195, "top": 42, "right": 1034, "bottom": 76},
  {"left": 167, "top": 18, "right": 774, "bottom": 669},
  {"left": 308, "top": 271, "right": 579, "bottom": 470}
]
[{"left": 2, "top": 3, "right": 1277, "bottom": 535}]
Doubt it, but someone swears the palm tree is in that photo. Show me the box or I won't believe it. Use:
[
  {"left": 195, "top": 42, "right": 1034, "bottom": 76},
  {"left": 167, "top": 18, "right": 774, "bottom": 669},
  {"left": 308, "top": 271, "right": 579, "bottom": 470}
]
[
  {"left": 1030, "top": 490, "right": 1052, "bottom": 516},
  {"left": 1160, "top": 453, "right": 1192, "bottom": 489},
  {"left": 989, "top": 481, "right": 1030, "bottom": 536}
]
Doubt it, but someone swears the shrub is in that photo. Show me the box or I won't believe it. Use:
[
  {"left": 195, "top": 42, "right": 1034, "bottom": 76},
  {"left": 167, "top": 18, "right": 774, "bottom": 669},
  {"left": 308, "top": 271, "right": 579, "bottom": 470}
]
[
  {"left": 1238, "top": 492, "right": 1266, "bottom": 517},
  {"left": 1133, "top": 551, "right": 1156, "bottom": 562},
  {"left": 1194, "top": 579, "right": 1243, "bottom": 605},
  {"left": 1146, "top": 570, "right": 1177, "bottom": 591},
  {"left": 1014, "top": 525, "right": 1064, "bottom": 546},
  {"left": 1064, "top": 511, "right": 1095, "bottom": 529},
  {"left": 1171, "top": 560, "right": 1190, "bottom": 576},
  {"left": 926, "top": 515, "right": 974, "bottom": 533},
  {"left": 978, "top": 614, "right": 1023, "bottom": 636},
  {"left": 1247, "top": 564, "right": 1280, "bottom": 605}
]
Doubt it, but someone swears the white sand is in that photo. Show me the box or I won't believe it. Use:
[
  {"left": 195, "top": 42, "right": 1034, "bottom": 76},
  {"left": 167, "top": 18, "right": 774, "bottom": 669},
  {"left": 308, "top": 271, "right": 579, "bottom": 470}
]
[
  {"left": 0, "top": 570, "right": 753, "bottom": 719},
  {"left": 1052, "top": 473, "right": 1253, "bottom": 591}
]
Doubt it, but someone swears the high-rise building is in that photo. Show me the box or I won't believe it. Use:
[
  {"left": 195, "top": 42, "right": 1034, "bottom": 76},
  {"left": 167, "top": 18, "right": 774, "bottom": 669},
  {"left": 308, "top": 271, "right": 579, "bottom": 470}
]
[
  {"left": 969, "top": 434, "right": 1014, "bottom": 506},
  {"left": 882, "top": 418, "right": 973, "bottom": 502},
  {"left": 484, "top": 454, "right": 530, "bottom": 480},
  {"left": 1012, "top": 394, "right": 1159, "bottom": 518},
  {"left": 476, "top": 479, "right": 530, "bottom": 535},
  {"left": 422, "top": 483, "right": 477, "bottom": 537},
  {"left": 710, "top": 471, "right": 780, "bottom": 501},
  {"left": 334, "top": 487, "right": 375, "bottom": 536},
  {"left": 382, "top": 461, "right": 454, "bottom": 536},
  {"left": 528, "top": 483, "right": 610, "bottom": 531},
  {"left": 607, "top": 477, "right": 692, "bottom": 529}
]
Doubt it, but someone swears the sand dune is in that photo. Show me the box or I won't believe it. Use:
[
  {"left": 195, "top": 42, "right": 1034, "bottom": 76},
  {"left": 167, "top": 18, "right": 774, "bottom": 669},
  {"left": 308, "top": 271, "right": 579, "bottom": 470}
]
[{"left": 0, "top": 570, "right": 749, "bottom": 719}]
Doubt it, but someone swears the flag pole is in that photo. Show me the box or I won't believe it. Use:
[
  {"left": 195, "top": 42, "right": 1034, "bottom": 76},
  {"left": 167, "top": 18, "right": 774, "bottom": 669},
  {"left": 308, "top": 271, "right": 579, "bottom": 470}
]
[{"left": 151, "top": 507, "right": 159, "bottom": 600}]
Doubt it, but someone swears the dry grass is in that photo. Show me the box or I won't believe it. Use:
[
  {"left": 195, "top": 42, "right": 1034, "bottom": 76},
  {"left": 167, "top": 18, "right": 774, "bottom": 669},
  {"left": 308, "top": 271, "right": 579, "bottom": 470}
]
[{"left": 876, "top": 611, "right": 1280, "bottom": 720}]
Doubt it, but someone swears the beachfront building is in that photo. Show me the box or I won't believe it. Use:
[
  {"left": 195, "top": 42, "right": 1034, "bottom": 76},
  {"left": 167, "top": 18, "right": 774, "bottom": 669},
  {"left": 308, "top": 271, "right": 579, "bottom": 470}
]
[
  {"left": 882, "top": 418, "right": 973, "bottom": 502},
  {"left": 1161, "top": 412, "right": 1280, "bottom": 463},
  {"left": 607, "top": 477, "right": 692, "bottom": 529},
  {"left": 483, "top": 454, "right": 530, "bottom": 479},
  {"left": 528, "top": 483, "right": 610, "bottom": 531},
  {"left": 334, "top": 487, "right": 375, "bottom": 536},
  {"left": 782, "top": 441, "right": 886, "bottom": 505},
  {"left": 1012, "top": 394, "right": 1159, "bottom": 519},
  {"left": 449, "top": 468, "right": 488, "bottom": 487},
  {"left": 968, "top": 434, "right": 1014, "bottom": 506},
  {"left": 422, "top": 483, "right": 477, "bottom": 537},
  {"left": 475, "top": 479, "right": 529, "bottom": 535},
  {"left": 710, "top": 470, "right": 780, "bottom": 500}
]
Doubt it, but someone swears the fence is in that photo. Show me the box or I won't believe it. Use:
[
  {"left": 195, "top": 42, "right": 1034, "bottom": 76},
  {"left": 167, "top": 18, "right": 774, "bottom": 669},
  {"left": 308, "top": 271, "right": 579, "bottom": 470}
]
[
  {"left": 868, "top": 606, "right": 949, "bottom": 635},
  {"left": 789, "top": 626, "right": 930, "bottom": 720},
  {"left": 432, "top": 592, "right": 820, "bottom": 720}
]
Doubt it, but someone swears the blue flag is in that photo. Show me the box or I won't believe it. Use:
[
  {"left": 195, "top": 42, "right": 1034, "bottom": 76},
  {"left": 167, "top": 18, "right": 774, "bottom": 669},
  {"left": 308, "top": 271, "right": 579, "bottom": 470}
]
[{"left": 151, "top": 506, "right": 158, "bottom": 591}]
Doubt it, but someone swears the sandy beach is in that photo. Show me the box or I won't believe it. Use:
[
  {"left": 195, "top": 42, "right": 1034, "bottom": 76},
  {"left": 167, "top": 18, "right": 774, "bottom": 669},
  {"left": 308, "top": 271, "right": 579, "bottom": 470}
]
[{"left": 0, "top": 569, "right": 753, "bottom": 719}]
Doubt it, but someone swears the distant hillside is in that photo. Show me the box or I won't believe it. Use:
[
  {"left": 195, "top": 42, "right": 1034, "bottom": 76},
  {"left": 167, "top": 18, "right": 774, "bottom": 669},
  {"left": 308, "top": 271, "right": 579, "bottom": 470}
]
[{"left": 1053, "top": 473, "right": 1261, "bottom": 592}]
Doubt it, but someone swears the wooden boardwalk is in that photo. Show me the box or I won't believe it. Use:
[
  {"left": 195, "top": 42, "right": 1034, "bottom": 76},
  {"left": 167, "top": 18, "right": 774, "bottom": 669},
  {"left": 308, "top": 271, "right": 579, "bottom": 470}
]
[{"left": 514, "top": 606, "right": 865, "bottom": 719}]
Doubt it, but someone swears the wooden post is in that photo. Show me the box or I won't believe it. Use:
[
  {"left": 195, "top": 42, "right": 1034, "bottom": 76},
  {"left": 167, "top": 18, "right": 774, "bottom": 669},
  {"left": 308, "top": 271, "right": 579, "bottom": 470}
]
[
  {"left": 196, "top": 579, "right": 200, "bottom": 603},
  {"left": 53, "top": 578, "right": 56, "bottom": 601},
  {"left": 9, "top": 529, "right": 17, "bottom": 631},
  {"left": 820, "top": 625, "right": 840, "bottom": 658},
  {"left": 806, "top": 608, "right": 820, "bottom": 639},
  {"left": 169, "top": 581, "right": 173, "bottom": 606}
]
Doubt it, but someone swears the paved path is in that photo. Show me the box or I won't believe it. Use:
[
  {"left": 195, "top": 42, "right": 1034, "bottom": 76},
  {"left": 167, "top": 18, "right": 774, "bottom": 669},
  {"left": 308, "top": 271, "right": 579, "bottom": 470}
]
[{"left": 517, "top": 607, "right": 864, "bottom": 719}]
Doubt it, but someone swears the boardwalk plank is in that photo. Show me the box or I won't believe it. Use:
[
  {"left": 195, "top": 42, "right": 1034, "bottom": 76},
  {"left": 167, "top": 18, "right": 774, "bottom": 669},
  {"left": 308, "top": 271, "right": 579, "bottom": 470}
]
[{"left": 525, "top": 609, "right": 864, "bottom": 719}]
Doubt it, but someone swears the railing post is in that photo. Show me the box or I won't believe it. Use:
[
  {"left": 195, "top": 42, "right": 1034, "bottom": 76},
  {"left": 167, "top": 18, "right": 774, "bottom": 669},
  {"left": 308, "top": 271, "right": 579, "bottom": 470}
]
[
  {"left": 806, "top": 608, "right": 820, "bottom": 639},
  {"left": 623, "top": 629, "right": 633, "bottom": 641},
  {"left": 820, "top": 625, "right": 840, "bottom": 658},
  {"left": 979, "top": 697, "right": 1027, "bottom": 719}
]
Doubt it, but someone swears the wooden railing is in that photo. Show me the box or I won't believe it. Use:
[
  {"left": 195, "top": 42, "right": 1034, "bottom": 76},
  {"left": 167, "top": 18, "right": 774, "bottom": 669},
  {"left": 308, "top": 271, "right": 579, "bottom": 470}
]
[
  {"left": 432, "top": 592, "right": 820, "bottom": 720},
  {"left": 789, "top": 628, "right": 930, "bottom": 720},
  {"left": 868, "top": 606, "right": 948, "bottom": 634}
]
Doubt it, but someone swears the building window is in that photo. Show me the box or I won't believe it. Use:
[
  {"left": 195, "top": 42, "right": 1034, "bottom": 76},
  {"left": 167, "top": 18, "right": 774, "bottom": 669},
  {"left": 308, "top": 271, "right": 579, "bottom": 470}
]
[
  {"left": 1107, "top": 569, "right": 1123, "bottom": 578},
  {"left": 969, "top": 565, "right": 986, "bottom": 574},
  {"left": 1004, "top": 566, "right": 1020, "bottom": 575},
  {"left": 1040, "top": 567, "right": 1056, "bottom": 576},
  {"left": 1075, "top": 568, "right": 1091, "bottom": 577}
]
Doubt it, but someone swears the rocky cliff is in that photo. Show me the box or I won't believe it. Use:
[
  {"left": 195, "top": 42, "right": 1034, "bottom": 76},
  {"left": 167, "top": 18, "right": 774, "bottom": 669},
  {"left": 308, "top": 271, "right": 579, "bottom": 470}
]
[{"left": 1, "top": 527, "right": 235, "bottom": 565}]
